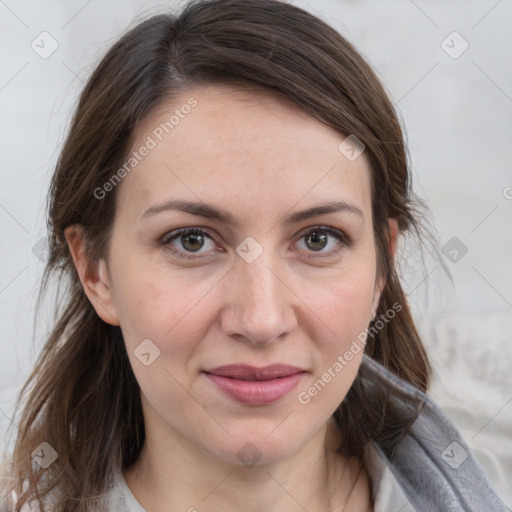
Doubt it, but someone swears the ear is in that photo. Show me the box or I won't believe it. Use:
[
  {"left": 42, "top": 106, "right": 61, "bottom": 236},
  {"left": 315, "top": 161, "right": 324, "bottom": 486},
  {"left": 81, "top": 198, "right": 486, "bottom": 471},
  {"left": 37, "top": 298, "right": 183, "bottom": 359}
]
[
  {"left": 370, "top": 218, "right": 399, "bottom": 319},
  {"left": 64, "top": 225, "right": 120, "bottom": 326}
]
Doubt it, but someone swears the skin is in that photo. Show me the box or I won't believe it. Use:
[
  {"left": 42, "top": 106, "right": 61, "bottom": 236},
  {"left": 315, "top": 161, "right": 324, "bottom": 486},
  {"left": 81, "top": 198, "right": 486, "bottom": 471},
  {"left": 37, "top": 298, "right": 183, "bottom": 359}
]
[{"left": 66, "top": 83, "right": 398, "bottom": 512}]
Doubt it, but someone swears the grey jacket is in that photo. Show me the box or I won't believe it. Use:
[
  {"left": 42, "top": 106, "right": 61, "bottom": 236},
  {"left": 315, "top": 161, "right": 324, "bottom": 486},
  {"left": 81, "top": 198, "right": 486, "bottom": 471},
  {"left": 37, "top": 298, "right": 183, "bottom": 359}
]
[{"left": 361, "top": 354, "right": 508, "bottom": 511}]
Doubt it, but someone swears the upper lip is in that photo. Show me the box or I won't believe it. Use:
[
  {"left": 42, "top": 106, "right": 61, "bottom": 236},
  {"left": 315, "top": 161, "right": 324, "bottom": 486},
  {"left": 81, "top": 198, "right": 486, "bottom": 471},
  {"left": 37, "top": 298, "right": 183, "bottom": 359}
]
[{"left": 203, "top": 364, "right": 305, "bottom": 381}]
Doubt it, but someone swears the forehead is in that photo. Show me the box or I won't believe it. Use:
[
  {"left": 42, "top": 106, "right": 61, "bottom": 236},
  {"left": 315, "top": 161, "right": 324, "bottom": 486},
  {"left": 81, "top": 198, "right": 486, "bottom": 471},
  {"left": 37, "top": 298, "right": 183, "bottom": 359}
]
[{"left": 116, "top": 84, "right": 372, "bottom": 221}]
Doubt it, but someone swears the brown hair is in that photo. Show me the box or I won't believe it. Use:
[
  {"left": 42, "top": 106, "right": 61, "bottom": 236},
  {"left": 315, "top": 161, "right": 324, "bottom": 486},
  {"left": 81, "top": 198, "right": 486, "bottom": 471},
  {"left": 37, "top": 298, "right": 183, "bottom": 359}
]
[{"left": 1, "top": 0, "right": 446, "bottom": 509}]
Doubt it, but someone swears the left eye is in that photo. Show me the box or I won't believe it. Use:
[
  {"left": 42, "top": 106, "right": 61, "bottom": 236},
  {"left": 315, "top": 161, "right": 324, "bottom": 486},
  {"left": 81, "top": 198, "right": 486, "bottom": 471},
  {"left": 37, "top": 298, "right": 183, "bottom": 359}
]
[
  {"left": 160, "top": 226, "right": 351, "bottom": 259},
  {"left": 294, "top": 227, "right": 350, "bottom": 256}
]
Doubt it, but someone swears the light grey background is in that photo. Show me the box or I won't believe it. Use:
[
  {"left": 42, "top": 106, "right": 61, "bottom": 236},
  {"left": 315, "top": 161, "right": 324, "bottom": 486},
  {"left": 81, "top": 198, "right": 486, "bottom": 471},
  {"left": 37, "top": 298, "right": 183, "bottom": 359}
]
[{"left": 1, "top": 0, "right": 511, "bottom": 505}]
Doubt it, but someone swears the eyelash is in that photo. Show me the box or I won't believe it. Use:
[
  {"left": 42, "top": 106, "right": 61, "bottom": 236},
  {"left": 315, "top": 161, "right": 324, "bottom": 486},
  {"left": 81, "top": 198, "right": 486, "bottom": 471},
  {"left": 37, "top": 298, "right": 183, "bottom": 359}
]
[{"left": 160, "top": 226, "right": 354, "bottom": 260}]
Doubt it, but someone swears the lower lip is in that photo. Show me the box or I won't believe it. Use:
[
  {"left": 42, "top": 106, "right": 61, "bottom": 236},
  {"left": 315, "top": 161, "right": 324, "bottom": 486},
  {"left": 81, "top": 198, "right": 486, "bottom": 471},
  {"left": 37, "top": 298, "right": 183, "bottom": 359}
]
[{"left": 204, "top": 372, "right": 305, "bottom": 405}]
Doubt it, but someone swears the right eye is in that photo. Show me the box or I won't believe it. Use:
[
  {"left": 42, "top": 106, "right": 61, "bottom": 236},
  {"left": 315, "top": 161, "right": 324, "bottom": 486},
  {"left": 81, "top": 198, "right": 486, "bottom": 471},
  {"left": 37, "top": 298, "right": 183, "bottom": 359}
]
[{"left": 160, "top": 227, "right": 220, "bottom": 259}]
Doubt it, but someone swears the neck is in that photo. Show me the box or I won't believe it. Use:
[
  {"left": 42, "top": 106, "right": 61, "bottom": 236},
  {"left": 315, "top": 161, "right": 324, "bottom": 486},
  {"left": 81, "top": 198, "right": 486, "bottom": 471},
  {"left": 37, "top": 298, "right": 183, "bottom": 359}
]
[{"left": 123, "top": 417, "right": 366, "bottom": 512}]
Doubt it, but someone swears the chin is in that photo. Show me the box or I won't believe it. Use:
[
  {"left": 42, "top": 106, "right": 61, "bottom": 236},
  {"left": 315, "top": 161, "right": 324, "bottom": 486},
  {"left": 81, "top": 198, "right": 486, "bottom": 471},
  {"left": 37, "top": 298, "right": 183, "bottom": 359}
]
[{"left": 202, "top": 426, "right": 308, "bottom": 468}]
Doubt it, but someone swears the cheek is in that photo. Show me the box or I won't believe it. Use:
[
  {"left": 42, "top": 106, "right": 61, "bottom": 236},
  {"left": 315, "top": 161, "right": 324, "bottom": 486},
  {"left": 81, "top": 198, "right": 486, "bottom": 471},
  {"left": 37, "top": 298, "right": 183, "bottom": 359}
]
[
  {"left": 298, "top": 259, "right": 377, "bottom": 376},
  {"left": 293, "top": 277, "right": 375, "bottom": 415},
  {"left": 110, "top": 246, "right": 221, "bottom": 365},
  {"left": 302, "top": 262, "right": 377, "bottom": 341},
  {"left": 113, "top": 264, "right": 211, "bottom": 417}
]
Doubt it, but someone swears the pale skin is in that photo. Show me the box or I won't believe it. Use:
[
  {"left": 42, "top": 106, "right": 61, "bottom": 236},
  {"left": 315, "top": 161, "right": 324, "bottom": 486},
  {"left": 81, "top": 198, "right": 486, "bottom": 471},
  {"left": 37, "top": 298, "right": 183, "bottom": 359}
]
[{"left": 65, "top": 84, "right": 398, "bottom": 512}]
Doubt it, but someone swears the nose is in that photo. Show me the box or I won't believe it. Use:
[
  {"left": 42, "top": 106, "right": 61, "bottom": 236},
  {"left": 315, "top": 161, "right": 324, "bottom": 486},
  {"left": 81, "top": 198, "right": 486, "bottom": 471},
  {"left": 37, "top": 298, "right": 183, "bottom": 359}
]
[{"left": 219, "top": 251, "right": 297, "bottom": 346}]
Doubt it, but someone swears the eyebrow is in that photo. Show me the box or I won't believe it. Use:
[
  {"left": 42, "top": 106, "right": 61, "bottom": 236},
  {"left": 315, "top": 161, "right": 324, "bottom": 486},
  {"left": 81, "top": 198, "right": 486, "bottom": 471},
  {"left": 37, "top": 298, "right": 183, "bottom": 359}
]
[{"left": 141, "top": 199, "right": 364, "bottom": 226}]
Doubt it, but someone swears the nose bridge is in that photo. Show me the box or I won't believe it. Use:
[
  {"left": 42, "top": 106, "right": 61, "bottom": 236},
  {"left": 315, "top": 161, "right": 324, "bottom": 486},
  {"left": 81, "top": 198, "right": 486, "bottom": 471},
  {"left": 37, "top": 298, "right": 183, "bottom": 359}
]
[
  {"left": 242, "top": 252, "right": 280, "bottom": 307},
  {"left": 221, "top": 244, "right": 294, "bottom": 345}
]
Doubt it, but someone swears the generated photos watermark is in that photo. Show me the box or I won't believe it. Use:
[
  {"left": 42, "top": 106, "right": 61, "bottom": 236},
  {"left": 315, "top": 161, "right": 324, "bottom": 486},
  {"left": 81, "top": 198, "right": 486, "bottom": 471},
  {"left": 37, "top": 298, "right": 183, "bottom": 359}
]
[
  {"left": 297, "top": 301, "right": 402, "bottom": 404},
  {"left": 93, "top": 97, "right": 198, "bottom": 200}
]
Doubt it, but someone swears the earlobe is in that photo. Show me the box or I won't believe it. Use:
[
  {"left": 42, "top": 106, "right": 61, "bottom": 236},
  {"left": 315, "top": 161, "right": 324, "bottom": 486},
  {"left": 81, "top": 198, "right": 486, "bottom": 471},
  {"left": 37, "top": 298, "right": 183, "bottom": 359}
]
[{"left": 64, "top": 225, "right": 120, "bottom": 326}]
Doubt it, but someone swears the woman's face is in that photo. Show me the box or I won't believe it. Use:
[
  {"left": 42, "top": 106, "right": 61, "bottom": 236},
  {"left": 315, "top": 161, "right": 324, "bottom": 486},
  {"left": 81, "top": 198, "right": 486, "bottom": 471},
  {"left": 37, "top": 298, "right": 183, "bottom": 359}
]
[{"left": 75, "top": 84, "right": 391, "bottom": 466}]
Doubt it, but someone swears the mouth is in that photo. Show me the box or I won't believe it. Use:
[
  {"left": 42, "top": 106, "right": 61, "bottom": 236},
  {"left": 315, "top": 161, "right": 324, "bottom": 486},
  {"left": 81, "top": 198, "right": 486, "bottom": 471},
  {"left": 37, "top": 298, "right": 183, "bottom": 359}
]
[
  {"left": 203, "top": 364, "right": 306, "bottom": 405},
  {"left": 204, "top": 364, "right": 304, "bottom": 380}
]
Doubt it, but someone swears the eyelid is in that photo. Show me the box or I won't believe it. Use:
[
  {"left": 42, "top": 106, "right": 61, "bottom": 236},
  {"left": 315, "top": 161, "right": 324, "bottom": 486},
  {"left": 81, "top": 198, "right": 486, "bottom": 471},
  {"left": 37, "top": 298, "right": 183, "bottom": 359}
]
[
  {"left": 160, "top": 225, "right": 354, "bottom": 259},
  {"left": 160, "top": 226, "right": 217, "bottom": 245},
  {"left": 296, "top": 225, "right": 353, "bottom": 245}
]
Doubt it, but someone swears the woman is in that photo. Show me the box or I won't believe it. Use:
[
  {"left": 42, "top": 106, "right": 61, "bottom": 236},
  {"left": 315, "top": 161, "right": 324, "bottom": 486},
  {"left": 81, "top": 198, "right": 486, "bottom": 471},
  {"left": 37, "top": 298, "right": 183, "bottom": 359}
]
[{"left": 0, "top": 0, "right": 506, "bottom": 510}]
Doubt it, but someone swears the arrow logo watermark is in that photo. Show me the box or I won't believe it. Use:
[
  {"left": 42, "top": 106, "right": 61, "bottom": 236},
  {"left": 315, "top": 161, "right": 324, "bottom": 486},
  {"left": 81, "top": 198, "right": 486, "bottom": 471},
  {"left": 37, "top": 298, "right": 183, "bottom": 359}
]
[
  {"left": 134, "top": 338, "right": 161, "bottom": 366},
  {"left": 236, "top": 236, "right": 263, "bottom": 263},
  {"left": 442, "top": 236, "right": 468, "bottom": 263}
]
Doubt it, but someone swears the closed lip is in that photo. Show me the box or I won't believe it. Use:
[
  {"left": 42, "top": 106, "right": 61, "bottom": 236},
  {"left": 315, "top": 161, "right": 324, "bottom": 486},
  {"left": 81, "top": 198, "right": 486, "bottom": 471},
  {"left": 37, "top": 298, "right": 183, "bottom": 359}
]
[{"left": 202, "top": 364, "right": 305, "bottom": 381}]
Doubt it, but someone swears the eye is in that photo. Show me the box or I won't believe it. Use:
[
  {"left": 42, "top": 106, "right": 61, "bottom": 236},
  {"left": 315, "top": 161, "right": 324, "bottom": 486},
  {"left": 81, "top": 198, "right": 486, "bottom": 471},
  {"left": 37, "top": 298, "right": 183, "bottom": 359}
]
[
  {"left": 294, "top": 226, "right": 353, "bottom": 257},
  {"left": 160, "top": 227, "right": 218, "bottom": 259}
]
